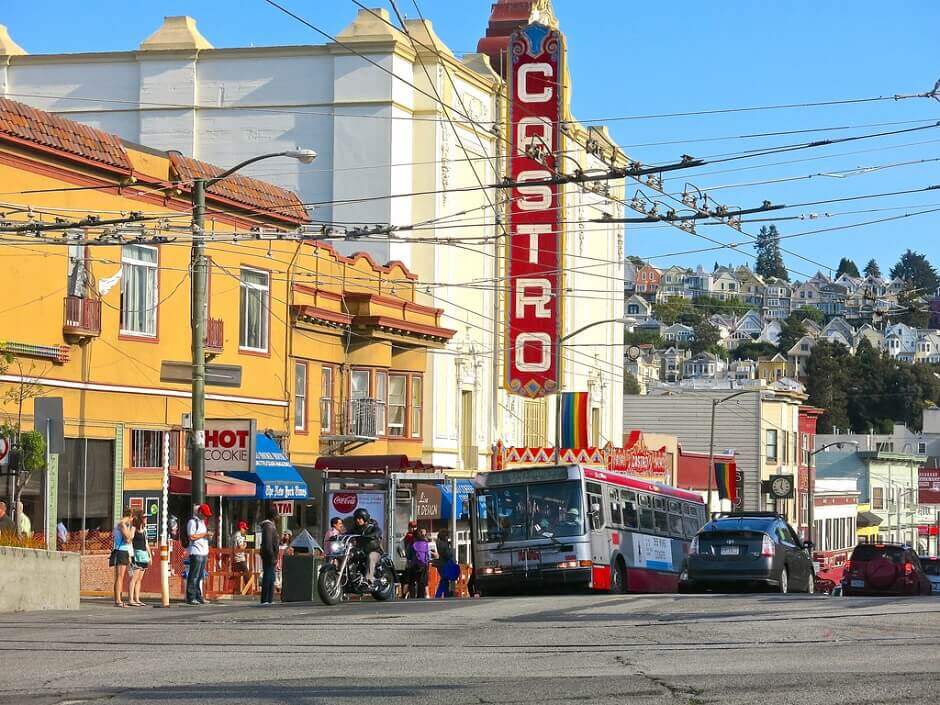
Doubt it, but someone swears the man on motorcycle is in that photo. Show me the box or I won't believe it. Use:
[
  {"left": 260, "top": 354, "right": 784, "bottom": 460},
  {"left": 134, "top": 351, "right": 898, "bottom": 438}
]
[{"left": 349, "top": 508, "right": 382, "bottom": 587}]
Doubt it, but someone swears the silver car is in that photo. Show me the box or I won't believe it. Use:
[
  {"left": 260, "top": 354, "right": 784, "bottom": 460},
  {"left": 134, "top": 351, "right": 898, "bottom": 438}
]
[{"left": 919, "top": 556, "right": 940, "bottom": 594}]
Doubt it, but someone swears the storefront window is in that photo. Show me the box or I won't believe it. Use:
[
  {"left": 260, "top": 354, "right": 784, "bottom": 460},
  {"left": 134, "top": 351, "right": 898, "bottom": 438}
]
[{"left": 131, "top": 429, "right": 178, "bottom": 469}]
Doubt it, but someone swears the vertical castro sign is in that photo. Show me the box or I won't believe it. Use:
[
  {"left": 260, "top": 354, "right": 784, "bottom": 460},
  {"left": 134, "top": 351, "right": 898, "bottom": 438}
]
[{"left": 506, "top": 23, "right": 564, "bottom": 398}]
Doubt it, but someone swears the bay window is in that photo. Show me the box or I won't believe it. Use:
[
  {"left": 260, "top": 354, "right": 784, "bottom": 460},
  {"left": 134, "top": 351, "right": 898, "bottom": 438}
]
[
  {"left": 375, "top": 371, "right": 387, "bottom": 436},
  {"left": 388, "top": 374, "right": 407, "bottom": 437},
  {"left": 410, "top": 375, "right": 423, "bottom": 438}
]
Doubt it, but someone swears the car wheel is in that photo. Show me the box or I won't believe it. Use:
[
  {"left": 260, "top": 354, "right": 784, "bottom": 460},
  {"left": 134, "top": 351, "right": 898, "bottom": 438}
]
[
  {"left": 778, "top": 567, "right": 789, "bottom": 594},
  {"left": 805, "top": 572, "right": 815, "bottom": 595}
]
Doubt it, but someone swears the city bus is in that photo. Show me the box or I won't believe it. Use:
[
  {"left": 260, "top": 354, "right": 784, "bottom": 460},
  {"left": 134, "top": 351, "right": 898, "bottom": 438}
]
[{"left": 470, "top": 465, "right": 707, "bottom": 594}]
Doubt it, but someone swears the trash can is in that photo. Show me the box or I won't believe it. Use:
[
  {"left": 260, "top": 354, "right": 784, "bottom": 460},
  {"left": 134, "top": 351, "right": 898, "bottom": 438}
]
[{"left": 281, "top": 530, "right": 325, "bottom": 603}]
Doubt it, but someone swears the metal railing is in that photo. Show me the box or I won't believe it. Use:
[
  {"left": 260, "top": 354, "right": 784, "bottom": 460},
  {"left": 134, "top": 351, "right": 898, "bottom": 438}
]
[
  {"left": 63, "top": 296, "right": 101, "bottom": 336},
  {"left": 347, "top": 398, "right": 379, "bottom": 438}
]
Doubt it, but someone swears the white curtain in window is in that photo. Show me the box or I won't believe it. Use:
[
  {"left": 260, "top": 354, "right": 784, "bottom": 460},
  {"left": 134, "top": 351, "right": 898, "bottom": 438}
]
[
  {"left": 239, "top": 268, "right": 269, "bottom": 350},
  {"left": 121, "top": 244, "right": 157, "bottom": 335},
  {"left": 388, "top": 375, "right": 406, "bottom": 436}
]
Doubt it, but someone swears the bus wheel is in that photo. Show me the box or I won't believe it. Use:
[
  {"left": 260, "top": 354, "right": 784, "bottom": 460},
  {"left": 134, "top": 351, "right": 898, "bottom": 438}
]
[{"left": 610, "top": 559, "right": 627, "bottom": 594}]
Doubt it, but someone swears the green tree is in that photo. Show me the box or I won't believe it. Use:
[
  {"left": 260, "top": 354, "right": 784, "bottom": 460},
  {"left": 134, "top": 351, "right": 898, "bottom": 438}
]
[
  {"left": 652, "top": 296, "right": 694, "bottom": 325},
  {"left": 626, "top": 255, "right": 645, "bottom": 269},
  {"left": 623, "top": 372, "right": 641, "bottom": 395},
  {"left": 805, "top": 340, "right": 850, "bottom": 433},
  {"left": 836, "top": 258, "right": 860, "bottom": 278},
  {"left": 863, "top": 259, "right": 881, "bottom": 277},
  {"left": 845, "top": 338, "right": 885, "bottom": 432},
  {"left": 732, "top": 341, "right": 778, "bottom": 361},
  {"left": 790, "top": 306, "right": 824, "bottom": 324},
  {"left": 890, "top": 250, "right": 939, "bottom": 291},
  {"left": 624, "top": 330, "right": 666, "bottom": 348},
  {"left": 778, "top": 313, "right": 810, "bottom": 355},
  {"left": 690, "top": 320, "right": 721, "bottom": 355},
  {"left": 754, "top": 225, "right": 788, "bottom": 281}
]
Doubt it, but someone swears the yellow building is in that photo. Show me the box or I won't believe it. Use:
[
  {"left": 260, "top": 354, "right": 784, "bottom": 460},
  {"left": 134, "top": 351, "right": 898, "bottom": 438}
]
[
  {"left": 757, "top": 354, "right": 788, "bottom": 384},
  {"left": 0, "top": 98, "right": 453, "bottom": 539}
]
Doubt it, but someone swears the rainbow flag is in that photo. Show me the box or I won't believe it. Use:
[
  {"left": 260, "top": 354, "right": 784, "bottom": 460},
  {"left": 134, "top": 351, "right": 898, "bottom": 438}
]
[
  {"left": 714, "top": 461, "right": 736, "bottom": 502},
  {"left": 559, "top": 392, "right": 590, "bottom": 449}
]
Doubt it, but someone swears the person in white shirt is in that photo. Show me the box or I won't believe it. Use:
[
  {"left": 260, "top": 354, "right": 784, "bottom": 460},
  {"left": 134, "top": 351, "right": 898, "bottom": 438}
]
[{"left": 185, "top": 503, "right": 212, "bottom": 605}]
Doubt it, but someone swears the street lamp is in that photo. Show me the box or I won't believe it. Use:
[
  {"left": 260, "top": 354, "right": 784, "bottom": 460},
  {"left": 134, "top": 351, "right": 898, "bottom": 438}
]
[
  {"left": 808, "top": 441, "right": 859, "bottom": 547},
  {"left": 706, "top": 389, "right": 763, "bottom": 512},
  {"left": 189, "top": 149, "right": 316, "bottom": 508},
  {"left": 553, "top": 317, "right": 630, "bottom": 463}
]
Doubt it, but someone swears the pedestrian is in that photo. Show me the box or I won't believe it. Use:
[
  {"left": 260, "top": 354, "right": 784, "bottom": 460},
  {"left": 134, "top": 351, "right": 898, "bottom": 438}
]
[
  {"left": 110, "top": 507, "right": 134, "bottom": 608},
  {"left": 323, "top": 516, "right": 344, "bottom": 546},
  {"left": 0, "top": 501, "right": 15, "bottom": 535},
  {"left": 128, "top": 509, "right": 151, "bottom": 607},
  {"left": 56, "top": 521, "right": 69, "bottom": 549},
  {"left": 433, "top": 529, "right": 456, "bottom": 599},
  {"left": 15, "top": 501, "right": 31, "bottom": 537},
  {"left": 407, "top": 527, "right": 431, "bottom": 599},
  {"left": 259, "top": 508, "right": 279, "bottom": 605},
  {"left": 401, "top": 519, "right": 418, "bottom": 598},
  {"left": 185, "top": 503, "right": 212, "bottom": 606},
  {"left": 231, "top": 520, "right": 249, "bottom": 575}
]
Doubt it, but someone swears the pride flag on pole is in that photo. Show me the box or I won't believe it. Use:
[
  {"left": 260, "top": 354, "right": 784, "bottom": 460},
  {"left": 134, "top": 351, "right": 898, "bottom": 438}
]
[
  {"left": 559, "top": 392, "right": 590, "bottom": 449},
  {"left": 714, "top": 461, "right": 737, "bottom": 503}
]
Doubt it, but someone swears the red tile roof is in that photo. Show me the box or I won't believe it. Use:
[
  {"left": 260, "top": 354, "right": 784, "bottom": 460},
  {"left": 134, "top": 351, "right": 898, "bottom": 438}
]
[
  {"left": 0, "top": 97, "right": 133, "bottom": 175},
  {"left": 168, "top": 152, "right": 309, "bottom": 225}
]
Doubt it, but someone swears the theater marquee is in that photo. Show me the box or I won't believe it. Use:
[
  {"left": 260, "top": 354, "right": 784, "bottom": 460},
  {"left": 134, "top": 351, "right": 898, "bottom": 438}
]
[{"left": 505, "top": 22, "right": 565, "bottom": 398}]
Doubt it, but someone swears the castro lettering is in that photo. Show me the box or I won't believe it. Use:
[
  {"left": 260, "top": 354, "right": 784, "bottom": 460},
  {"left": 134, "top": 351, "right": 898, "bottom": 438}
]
[{"left": 505, "top": 23, "right": 564, "bottom": 398}]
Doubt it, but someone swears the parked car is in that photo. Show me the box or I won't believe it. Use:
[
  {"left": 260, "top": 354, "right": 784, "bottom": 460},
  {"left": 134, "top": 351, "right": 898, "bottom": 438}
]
[
  {"left": 917, "top": 556, "right": 940, "bottom": 595},
  {"left": 841, "top": 544, "right": 931, "bottom": 596},
  {"left": 680, "top": 512, "right": 815, "bottom": 594}
]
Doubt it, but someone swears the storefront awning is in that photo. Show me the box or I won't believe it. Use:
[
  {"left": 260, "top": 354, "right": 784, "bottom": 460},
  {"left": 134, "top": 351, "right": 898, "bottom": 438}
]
[
  {"left": 313, "top": 454, "right": 436, "bottom": 474},
  {"left": 439, "top": 480, "right": 475, "bottom": 520},
  {"left": 169, "top": 470, "right": 256, "bottom": 497},
  {"left": 857, "top": 510, "right": 883, "bottom": 528},
  {"left": 227, "top": 434, "right": 309, "bottom": 500}
]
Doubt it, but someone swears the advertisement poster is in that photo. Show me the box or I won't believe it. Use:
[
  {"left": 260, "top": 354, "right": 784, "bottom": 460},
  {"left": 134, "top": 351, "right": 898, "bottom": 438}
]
[
  {"left": 328, "top": 491, "right": 386, "bottom": 537},
  {"left": 632, "top": 533, "right": 673, "bottom": 571},
  {"left": 918, "top": 467, "right": 940, "bottom": 505}
]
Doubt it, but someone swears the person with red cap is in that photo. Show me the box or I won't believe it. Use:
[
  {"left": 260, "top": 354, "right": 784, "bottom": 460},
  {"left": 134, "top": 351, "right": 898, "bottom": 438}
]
[
  {"left": 185, "top": 503, "right": 212, "bottom": 605},
  {"left": 231, "top": 520, "right": 250, "bottom": 575}
]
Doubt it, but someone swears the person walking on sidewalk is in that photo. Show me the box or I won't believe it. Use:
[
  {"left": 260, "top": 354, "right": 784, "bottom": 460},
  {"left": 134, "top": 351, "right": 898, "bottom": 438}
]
[
  {"left": 408, "top": 528, "right": 431, "bottom": 599},
  {"left": 259, "top": 509, "right": 279, "bottom": 605},
  {"left": 185, "top": 503, "right": 212, "bottom": 605},
  {"left": 433, "top": 529, "right": 456, "bottom": 599}
]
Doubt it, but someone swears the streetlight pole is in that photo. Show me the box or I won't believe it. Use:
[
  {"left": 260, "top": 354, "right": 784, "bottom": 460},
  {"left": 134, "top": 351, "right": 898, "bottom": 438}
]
[
  {"left": 706, "top": 389, "right": 762, "bottom": 513},
  {"left": 553, "top": 317, "right": 631, "bottom": 464},
  {"left": 808, "top": 441, "right": 858, "bottom": 547},
  {"left": 189, "top": 149, "right": 316, "bottom": 508}
]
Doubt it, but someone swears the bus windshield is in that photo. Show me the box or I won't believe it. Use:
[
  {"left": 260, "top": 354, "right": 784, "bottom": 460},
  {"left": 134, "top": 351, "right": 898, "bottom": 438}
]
[{"left": 476, "top": 481, "right": 584, "bottom": 543}]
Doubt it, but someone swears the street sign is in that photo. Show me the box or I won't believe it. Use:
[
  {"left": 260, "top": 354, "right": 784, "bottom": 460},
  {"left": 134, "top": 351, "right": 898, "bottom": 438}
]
[
  {"left": 415, "top": 484, "right": 442, "bottom": 519},
  {"left": 271, "top": 501, "right": 294, "bottom": 517},
  {"left": 160, "top": 361, "right": 243, "bottom": 388},
  {"left": 204, "top": 419, "right": 256, "bottom": 473},
  {"left": 34, "top": 397, "right": 64, "bottom": 454}
]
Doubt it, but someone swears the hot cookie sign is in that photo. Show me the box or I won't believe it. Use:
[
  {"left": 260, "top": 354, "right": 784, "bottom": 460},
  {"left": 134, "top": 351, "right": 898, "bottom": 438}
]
[
  {"left": 204, "top": 418, "right": 256, "bottom": 473},
  {"left": 505, "top": 23, "right": 565, "bottom": 398}
]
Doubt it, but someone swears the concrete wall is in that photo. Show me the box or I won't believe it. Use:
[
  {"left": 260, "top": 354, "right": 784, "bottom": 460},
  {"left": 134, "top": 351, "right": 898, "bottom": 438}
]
[{"left": 0, "top": 547, "right": 80, "bottom": 612}]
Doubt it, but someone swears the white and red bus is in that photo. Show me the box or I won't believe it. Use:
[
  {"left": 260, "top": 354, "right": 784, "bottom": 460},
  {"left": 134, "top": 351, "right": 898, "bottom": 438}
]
[{"left": 471, "top": 465, "right": 707, "bottom": 593}]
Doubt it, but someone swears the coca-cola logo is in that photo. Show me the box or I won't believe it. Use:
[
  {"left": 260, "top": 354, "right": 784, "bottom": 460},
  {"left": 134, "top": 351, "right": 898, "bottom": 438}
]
[{"left": 332, "top": 493, "right": 358, "bottom": 513}]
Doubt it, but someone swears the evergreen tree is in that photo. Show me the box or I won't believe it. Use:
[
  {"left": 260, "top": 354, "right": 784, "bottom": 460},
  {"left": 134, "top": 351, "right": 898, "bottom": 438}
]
[
  {"left": 778, "top": 313, "right": 809, "bottom": 355},
  {"left": 863, "top": 259, "right": 881, "bottom": 277},
  {"left": 754, "top": 225, "right": 788, "bottom": 281},
  {"left": 623, "top": 372, "right": 641, "bottom": 395},
  {"left": 790, "top": 306, "right": 824, "bottom": 324},
  {"left": 836, "top": 258, "right": 860, "bottom": 278},
  {"left": 805, "top": 340, "right": 850, "bottom": 433},
  {"left": 890, "top": 250, "right": 939, "bottom": 291},
  {"left": 652, "top": 296, "right": 693, "bottom": 325},
  {"left": 690, "top": 320, "right": 721, "bottom": 355}
]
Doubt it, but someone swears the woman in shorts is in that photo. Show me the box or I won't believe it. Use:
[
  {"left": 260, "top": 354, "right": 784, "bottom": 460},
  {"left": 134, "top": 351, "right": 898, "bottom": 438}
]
[
  {"left": 111, "top": 508, "right": 134, "bottom": 608},
  {"left": 128, "top": 509, "right": 151, "bottom": 606}
]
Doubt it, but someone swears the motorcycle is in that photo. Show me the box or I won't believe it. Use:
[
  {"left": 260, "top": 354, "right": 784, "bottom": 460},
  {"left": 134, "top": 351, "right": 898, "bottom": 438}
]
[{"left": 317, "top": 533, "right": 396, "bottom": 605}]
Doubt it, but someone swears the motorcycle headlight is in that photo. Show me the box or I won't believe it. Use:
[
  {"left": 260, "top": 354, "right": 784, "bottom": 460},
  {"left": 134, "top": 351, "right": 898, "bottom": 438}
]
[{"left": 328, "top": 541, "right": 343, "bottom": 554}]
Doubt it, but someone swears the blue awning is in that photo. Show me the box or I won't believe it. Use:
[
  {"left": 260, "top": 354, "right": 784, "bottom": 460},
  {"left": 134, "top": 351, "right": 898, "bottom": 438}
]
[
  {"left": 439, "top": 480, "right": 475, "bottom": 520},
  {"left": 227, "top": 434, "right": 309, "bottom": 500}
]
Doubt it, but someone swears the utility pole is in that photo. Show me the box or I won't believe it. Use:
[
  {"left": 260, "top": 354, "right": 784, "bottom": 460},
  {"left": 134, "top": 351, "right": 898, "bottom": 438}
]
[
  {"left": 188, "top": 149, "right": 316, "bottom": 510},
  {"left": 706, "top": 389, "right": 761, "bottom": 513}
]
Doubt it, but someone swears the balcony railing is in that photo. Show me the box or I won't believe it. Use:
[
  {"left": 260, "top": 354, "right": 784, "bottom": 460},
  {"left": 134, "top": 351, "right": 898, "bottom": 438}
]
[
  {"left": 63, "top": 296, "right": 101, "bottom": 337},
  {"left": 205, "top": 317, "right": 224, "bottom": 354},
  {"left": 320, "top": 398, "right": 379, "bottom": 440}
]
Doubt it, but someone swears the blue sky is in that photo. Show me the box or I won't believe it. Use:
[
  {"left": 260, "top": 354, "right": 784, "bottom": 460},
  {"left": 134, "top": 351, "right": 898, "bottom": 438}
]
[{"left": 3, "top": 1, "right": 940, "bottom": 280}]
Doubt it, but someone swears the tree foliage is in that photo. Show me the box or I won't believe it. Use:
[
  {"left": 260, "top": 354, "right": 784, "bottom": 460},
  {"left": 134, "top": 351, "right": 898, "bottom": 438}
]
[
  {"left": 690, "top": 320, "right": 721, "bottom": 355},
  {"left": 732, "top": 341, "right": 778, "bottom": 361},
  {"left": 652, "top": 296, "right": 694, "bottom": 325},
  {"left": 754, "top": 225, "right": 788, "bottom": 281},
  {"left": 623, "top": 372, "right": 641, "bottom": 395},
  {"left": 890, "top": 250, "right": 939, "bottom": 292},
  {"left": 863, "top": 259, "right": 881, "bottom": 277},
  {"left": 790, "top": 306, "right": 824, "bottom": 324},
  {"left": 836, "top": 258, "right": 860, "bottom": 278}
]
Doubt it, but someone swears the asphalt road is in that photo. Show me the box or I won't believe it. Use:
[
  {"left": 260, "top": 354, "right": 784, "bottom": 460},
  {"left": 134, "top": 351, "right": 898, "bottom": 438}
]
[{"left": 0, "top": 593, "right": 938, "bottom": 705}]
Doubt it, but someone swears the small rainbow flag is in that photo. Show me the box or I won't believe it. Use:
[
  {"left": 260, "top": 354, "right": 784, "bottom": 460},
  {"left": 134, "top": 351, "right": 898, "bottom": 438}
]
[
  {"left": 714, "top": 461, "right": 736, "bottom": 502},
  {"left": 559, "top": 392, "right": 590, "bottom": 449}
]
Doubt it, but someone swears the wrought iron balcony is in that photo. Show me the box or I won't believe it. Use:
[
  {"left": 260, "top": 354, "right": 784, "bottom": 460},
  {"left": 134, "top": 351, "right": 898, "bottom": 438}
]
[
  {"left": 205, "top": 317, "right": 224, "bottom": 355},
  {"left": 63, "top": 296, "right": 101, "bottom": 338},
  {"left": 320, "top": 398, "right": 380, "bottom": 450}
]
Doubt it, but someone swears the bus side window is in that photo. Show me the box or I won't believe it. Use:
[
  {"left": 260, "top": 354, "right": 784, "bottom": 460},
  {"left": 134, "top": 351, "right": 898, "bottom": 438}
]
[
  {"left": 621, "top": 490, "right": 638, "bottom": 529},
  {"left": 608, "top": 496, "right": 622, "bottom": 527},
  {"left": 637, "top": 493, "right": 653, "bottom": 532},
  {"left": 654, "top": 510, "right": 670, "bottom": 534},
  {"left": 682, "top": 515, "right": 698, "bottom": 538},
  {"left": 586, "top": 482, "right": 605, "bottom": 530}
]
